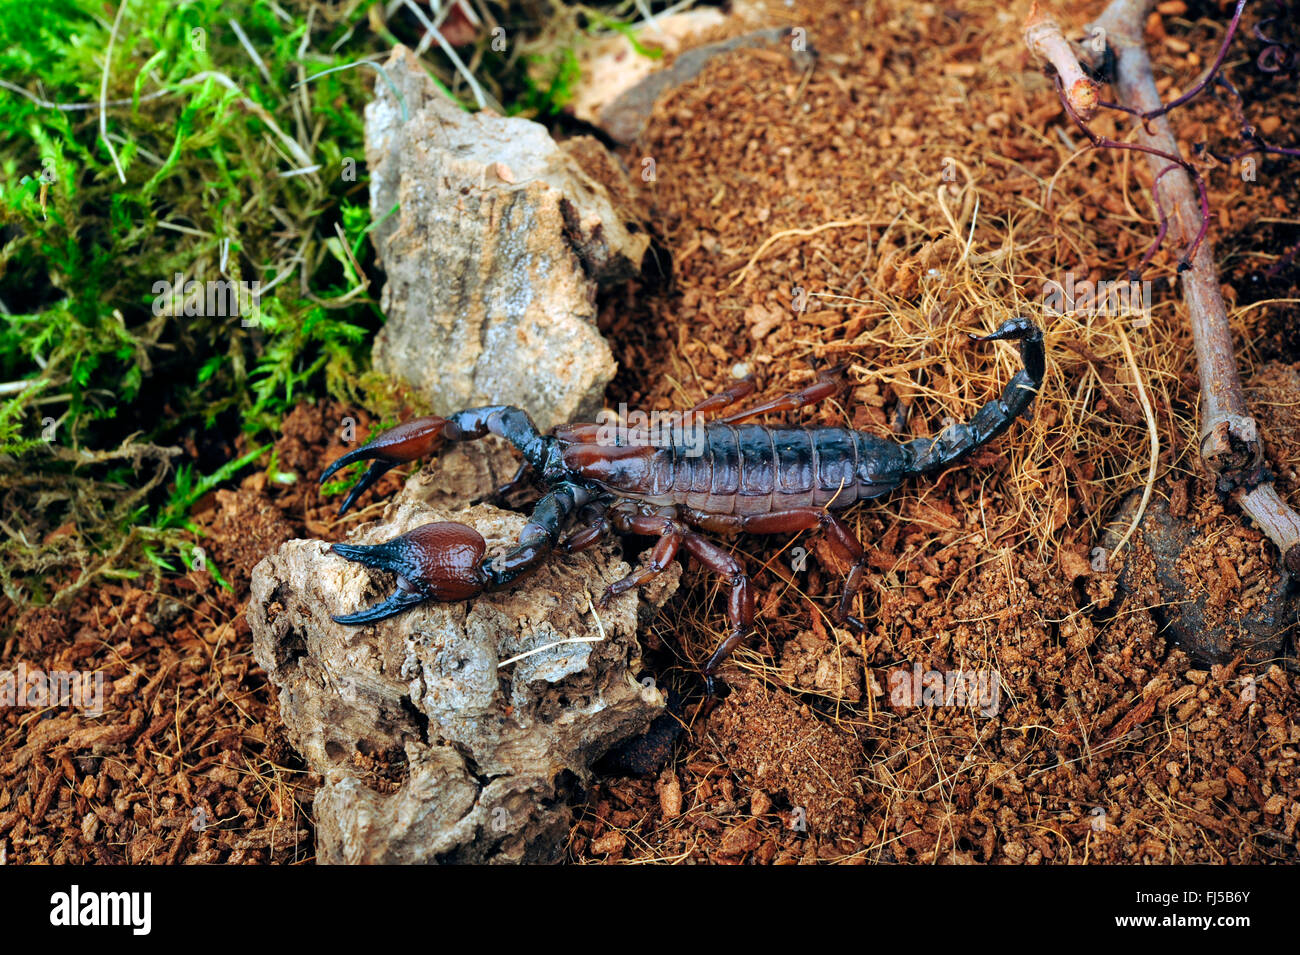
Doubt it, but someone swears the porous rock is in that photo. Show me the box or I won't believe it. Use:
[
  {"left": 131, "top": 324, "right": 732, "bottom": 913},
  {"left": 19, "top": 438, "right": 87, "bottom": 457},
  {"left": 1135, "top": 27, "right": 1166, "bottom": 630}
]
[
  {"left": 249, "top": 489, "right": 679, "bottom": 863},
  {"left": 364, "top": 45, "right": 649, "bottom": 432},
  {"left": 1100, "top": 492, "right": 1297, "bottom": 664}
]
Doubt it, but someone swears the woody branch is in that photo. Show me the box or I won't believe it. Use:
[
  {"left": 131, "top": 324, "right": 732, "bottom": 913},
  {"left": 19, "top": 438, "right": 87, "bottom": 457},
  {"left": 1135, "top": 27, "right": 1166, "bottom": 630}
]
[{"left": 1025, "top": 0, "right": 1300, "bottom": 573}]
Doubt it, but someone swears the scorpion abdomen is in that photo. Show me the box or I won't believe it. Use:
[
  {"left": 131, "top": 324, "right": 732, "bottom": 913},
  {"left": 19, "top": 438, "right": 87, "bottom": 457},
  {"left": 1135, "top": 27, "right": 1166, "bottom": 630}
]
[{"left": 563, "top": 423, "right": 907, "bottom": 515}]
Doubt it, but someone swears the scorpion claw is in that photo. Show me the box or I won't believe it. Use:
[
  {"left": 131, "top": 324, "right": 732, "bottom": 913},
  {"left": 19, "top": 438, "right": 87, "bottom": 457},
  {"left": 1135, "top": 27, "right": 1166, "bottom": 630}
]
[
  {"left": 320, "top": 416, "right": 454, "bottom": 516},
  {"left": 329, "top": 584, "right": 430, "bottom": 625},
  {"left": 328, "top": 522, "right": 489, "bottom": 622},
  {"left": 331, "top": 460, "right": 397, "bottom": 518}
]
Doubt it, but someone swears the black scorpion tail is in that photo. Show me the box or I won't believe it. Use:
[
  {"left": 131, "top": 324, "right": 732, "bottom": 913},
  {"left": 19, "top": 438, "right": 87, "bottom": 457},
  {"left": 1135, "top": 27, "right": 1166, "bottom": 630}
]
[{"left": 903, "top": 318, "right": 1044, "bottom": 476}]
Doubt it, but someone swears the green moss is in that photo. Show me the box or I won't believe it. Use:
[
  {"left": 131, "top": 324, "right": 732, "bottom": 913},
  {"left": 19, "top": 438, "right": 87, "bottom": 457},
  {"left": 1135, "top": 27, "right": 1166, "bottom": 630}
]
[
  {"left": 0, "top": 0, "right": 679, "bottom": 606},
  {"left": 516, "top": 46, "right": 584, "bottom": 116},
  {"left": 0, "top": 0, "right": 386, "bottom": 600}
]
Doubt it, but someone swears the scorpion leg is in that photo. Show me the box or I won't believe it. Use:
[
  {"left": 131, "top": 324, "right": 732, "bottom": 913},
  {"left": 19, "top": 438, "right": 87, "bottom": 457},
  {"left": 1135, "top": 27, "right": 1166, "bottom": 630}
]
[
  {"left": 683, "top": 507, "right": 870, "bottom": 631},
  {"left": 552, "top": 422, "right": 604, "bottom": 442},
  {"left": 560, "top": 380, "right": 759, "bottom": 452},
  {"left": 600, "top": 510, "right": 686, "bottom": 604},
  {"left": 683, "top": 376, "right": 757, "bottom": 419},
  {"left": 571, "top": 506, "right": 753, "bottom": 696},
  {"left": 474, "top": 461, "right": 533, "bottom": 508},
  {"left": 819, "top": 514, "right": 870, "bottom": 631},
  {"left": 559, "top": 502, "right": 611, "bottom": 554},
  {"left": 685, "top": 533, "right": 755, "bottom": 697},
  {"left": 904, "top": 318, "right": 1045, "bottom": 476},
  {"left": 716, "top": 363, "right": 849, "bottom": 425}
]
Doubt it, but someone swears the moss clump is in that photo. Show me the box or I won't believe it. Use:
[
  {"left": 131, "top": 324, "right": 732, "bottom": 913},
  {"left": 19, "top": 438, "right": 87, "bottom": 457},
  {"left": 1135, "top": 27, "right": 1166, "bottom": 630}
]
[{"left": 0, "top": 0, "right": 681, "bottom": 605}]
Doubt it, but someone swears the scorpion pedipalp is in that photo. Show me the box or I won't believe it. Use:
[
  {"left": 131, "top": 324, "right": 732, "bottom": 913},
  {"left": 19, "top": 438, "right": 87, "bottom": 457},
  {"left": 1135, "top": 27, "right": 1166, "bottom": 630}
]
[
  {"left": 319, "top": 415, "right": 454, "bottom": 516},
  {"left": 328, "top": 521, "right": 488, "bottom": 623}
]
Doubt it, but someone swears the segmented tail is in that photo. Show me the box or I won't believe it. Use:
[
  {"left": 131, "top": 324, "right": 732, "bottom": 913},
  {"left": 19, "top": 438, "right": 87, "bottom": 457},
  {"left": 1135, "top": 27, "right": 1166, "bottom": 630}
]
[{"left": 904, "top": 318, "right": 1044, "bottom": 476}]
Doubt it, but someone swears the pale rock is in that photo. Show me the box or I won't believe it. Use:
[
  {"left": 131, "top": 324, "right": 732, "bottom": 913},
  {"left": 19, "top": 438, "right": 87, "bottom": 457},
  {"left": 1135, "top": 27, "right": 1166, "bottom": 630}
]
[{"left": 365, "top": 46, "right": 648, "bottom": 432}]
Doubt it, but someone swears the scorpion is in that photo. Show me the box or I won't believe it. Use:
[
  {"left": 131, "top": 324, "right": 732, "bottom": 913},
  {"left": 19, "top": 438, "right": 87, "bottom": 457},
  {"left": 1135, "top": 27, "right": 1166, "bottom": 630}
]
[{"left": 319, "top": 318, "right": 1044, "bottom": 695}]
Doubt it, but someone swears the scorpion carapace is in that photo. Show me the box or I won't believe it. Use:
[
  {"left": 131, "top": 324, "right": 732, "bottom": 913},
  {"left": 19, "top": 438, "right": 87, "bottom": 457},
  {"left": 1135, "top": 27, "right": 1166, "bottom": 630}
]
[{"left": 319, "top": 318, "right": 1044, "bottom": 693}]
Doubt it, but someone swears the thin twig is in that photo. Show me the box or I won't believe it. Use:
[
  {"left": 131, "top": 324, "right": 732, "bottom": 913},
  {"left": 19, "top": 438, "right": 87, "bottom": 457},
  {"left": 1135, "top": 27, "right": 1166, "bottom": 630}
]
[
  {"left": 1027, "top": 0, "right": 1300, "bottom": 573},
  {"left": 497, "top": 592, "right": 607, "bottom": 668},
  {"left": 1052, "top": 71, "right": 1212, "bottom": 270},
  {"left": 1087, "top": 0, "right": 1300, "bottom": 572},
  {"left": 497, "top": 636, "right": 605, "bottom": 668},
  {"left": 1024, "top": 3, "right": 1100, "bottom": 120},
  {"left": 1141, "top": 0, "right": 1248, "bottom": 121}
]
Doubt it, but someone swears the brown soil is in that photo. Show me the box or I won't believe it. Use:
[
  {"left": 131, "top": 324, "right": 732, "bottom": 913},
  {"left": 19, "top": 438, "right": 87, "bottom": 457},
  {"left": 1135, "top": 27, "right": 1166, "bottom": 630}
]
[
  {"left": 0, "top": 402, "right": 403, "bottom": 863},
  {"left": 4, "top": 0, "right": 1300, "bottom": 864},
  {"left": 574, "top": 0, "right": 1300, "bottom": 863}
]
